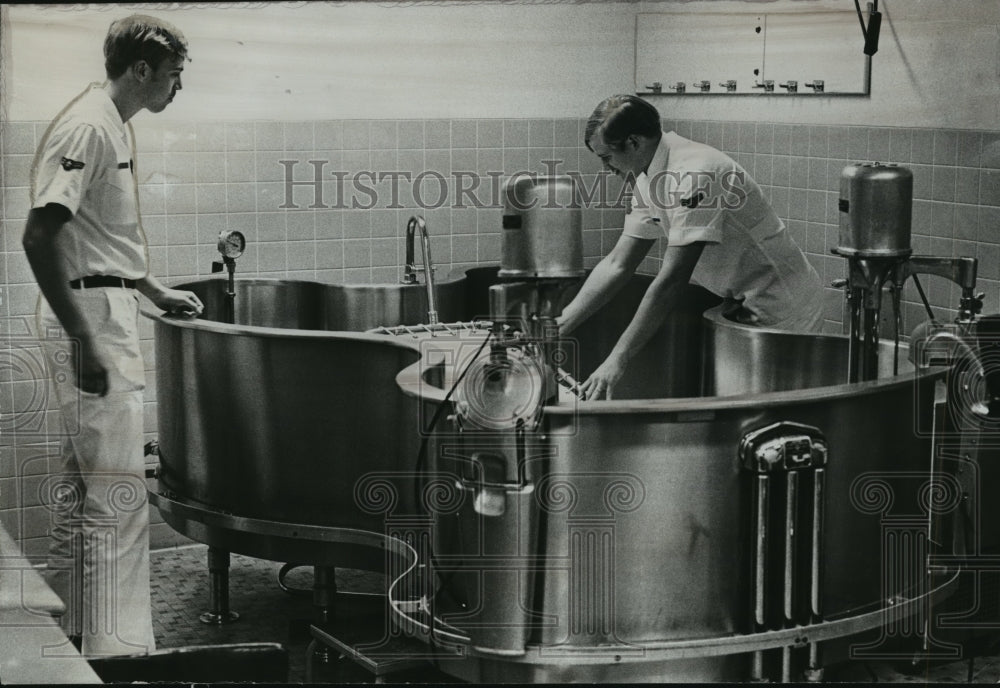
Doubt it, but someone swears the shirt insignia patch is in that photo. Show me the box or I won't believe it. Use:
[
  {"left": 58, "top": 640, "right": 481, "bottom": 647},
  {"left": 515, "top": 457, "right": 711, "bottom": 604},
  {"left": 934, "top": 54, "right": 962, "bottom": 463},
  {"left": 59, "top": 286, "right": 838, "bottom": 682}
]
[
  {"left": 60, "top": 157, "right": 86, "bottom": 171},
  {"left": 680, "top": 192, "right": 704, "bottom": 209}
]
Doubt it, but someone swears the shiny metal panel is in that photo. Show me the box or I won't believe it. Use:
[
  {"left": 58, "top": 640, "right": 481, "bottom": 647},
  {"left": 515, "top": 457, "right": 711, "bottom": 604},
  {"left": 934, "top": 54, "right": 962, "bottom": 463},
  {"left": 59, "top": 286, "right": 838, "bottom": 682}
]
[
  {"left": 147, "top": 276, "right": 469, "bottom": 549},
  {"left": 172, "top": 277, "right": 466, "bottom": 332},
  {"left": 702, "top": 304, "right": 909, "bottom": 394},
  {"left": 148, "top": 268, "right": 956, "bottom": 682},
  {"left": 531, "top": 321, "right": 941, "bottom": 652},
  {"left": 401, "top": 293, "right": 948, "bottom": 680},
  {"left": 154, "top": 320, "right": 423, "bottom": 529}
]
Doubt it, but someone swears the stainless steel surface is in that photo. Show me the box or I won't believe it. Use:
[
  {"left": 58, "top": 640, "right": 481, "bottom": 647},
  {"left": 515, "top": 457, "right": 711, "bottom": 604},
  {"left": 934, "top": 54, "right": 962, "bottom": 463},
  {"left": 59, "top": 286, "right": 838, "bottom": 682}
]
[
  {"left": 499, "top": 175, "right": 584, "bottom": 279},
  {"left": 145, "top": 276, "right": 471, "bottom": 565},
  {"left": 147, "top": 267, "right": 965, "bottom": 682},
  {"left": 388, "top": 569, "right": 959, "bottom": 682},
  {"left": 837, "top": 162, "right": 913, "bottom": 258},
  {"left": 835, "top": 253, "right": 980, "bottom": 382},
  {"left": 391, "top": 288, "right": 955, "bottom": 682},
  {"left": 176, "top": 277, "right": 466, "bottom": 332},
  {"left": 905, "top": 256, "right": 978, "bottom": 292},
  {"left": 402, "top": 216, "right": 439, "bottom": 325},
  {"left": 703, "top": 303, "right": 903, "bottom": 392}
]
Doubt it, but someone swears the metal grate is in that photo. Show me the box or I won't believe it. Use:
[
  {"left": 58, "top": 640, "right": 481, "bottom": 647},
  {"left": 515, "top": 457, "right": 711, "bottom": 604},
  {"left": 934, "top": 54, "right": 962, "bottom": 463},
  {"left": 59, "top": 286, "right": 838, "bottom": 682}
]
[{"left": 371, "top": 320, "right": 494, "bottom": 338}]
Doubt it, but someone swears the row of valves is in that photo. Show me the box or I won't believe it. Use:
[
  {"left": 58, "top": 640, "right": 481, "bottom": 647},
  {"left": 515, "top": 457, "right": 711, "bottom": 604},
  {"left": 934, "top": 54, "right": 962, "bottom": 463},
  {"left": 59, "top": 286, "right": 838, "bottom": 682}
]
[{"left": 646, "top": 79, "right": 825, "bottom": 93}]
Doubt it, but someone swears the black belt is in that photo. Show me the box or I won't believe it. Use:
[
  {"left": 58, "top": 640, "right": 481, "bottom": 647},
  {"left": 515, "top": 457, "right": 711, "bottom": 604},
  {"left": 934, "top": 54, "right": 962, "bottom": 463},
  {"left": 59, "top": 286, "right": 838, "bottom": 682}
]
[{"left": 69, "top": 275, "right": 137, "bottom": 289}]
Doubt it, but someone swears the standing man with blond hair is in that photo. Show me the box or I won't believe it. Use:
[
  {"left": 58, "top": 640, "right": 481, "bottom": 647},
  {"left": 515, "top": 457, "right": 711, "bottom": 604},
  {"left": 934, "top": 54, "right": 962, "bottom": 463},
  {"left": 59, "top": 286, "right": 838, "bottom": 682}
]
[{"left": 23, "top": 14, "right": 203, "bottom": 656}]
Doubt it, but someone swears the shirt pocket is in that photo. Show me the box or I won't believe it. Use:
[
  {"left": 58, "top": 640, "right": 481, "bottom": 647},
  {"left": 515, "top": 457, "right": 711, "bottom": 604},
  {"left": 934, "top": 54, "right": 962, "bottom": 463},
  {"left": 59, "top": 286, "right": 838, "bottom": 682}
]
[{"left": 100, "top": 165, "right": 138, "bottom": 226}]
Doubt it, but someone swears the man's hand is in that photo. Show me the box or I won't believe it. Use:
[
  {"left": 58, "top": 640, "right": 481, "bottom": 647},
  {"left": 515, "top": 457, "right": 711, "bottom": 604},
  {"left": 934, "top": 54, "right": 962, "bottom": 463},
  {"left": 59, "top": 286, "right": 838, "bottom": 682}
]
[
  {"left": 579, "top": 352, "right": 627, "bottom": 401},
  {"left": 150, "top": 287, "right": 203, "bottom": 316},
  {"left": 75, "top": 335, "right": 110, "bottom": 396}
]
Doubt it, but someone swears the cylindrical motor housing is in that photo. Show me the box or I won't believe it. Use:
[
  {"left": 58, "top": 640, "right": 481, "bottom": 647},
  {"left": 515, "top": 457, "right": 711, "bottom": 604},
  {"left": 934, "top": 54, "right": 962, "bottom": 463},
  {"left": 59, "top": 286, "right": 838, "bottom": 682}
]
[
  {"left": 500, "top": 175, "right": 584, "bottom": 278},
  {"left": 837, "top": 162, "right": 913, "bottom": 258}
]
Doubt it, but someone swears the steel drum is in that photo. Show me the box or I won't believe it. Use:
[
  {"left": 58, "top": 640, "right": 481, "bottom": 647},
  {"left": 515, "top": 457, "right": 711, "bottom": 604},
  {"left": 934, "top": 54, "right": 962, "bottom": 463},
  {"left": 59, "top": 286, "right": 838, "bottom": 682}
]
[
  {"left": 147, "top": 276, "right": 469, "bottom": 565},
  {"left": 147, "top": 269, "right": 958, "bottom": 681},
  {"left": 390, "top": 293, "right": 955, "bottom": 683}
]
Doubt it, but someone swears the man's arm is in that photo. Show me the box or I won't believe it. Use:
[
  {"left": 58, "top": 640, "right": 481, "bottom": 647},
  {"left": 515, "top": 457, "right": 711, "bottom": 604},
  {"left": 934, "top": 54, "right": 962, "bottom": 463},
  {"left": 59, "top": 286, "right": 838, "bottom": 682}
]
[
  {"left": 135, "top": 273, "right": 203, "bottom": 316},
  {"left": 558, "top": 234, "right": 655, "bottom": 335},
  {"left": 23, "top": 203, "right": 110, "bottom": 395},
  {"left": 579, "top": 241, "right": 705, "bottom": 400}
]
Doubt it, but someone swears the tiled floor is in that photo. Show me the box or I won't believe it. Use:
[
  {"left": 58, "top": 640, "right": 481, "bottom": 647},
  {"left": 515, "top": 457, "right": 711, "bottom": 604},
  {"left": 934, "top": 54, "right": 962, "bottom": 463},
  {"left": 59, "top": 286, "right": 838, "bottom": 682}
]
[{"left": 150, "top": 544, "right": 1000, "bottom": 684}]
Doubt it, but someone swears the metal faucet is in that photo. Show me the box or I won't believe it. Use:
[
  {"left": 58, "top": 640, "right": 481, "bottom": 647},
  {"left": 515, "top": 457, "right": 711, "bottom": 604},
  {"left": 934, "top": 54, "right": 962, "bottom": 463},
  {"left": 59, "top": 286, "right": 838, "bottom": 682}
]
[{"left": 402, "top": 215, "right": 439, "bottom": 325}]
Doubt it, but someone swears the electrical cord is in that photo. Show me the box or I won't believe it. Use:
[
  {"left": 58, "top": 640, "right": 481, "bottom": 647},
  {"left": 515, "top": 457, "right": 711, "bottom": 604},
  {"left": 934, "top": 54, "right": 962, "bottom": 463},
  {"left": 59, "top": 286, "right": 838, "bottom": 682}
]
[
  {"left": 412, "top": 327, "right": 494, "bottom": 509},
  {"left": 409, "top": 328, "right": 496, "bottom": 651}
]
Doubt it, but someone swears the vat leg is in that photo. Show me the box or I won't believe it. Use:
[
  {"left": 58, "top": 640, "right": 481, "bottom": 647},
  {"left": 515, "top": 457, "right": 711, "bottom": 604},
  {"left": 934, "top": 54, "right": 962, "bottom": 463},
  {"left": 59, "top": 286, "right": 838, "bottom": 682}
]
[
  {"left": 311, "top": 566, "right": 339, "bottom": 663},
  {"left": 199, "top": 547, "right": 240, "bottom": 624},
  {"left": 305, "top": 639, "right": 317, "bottom": 682}
]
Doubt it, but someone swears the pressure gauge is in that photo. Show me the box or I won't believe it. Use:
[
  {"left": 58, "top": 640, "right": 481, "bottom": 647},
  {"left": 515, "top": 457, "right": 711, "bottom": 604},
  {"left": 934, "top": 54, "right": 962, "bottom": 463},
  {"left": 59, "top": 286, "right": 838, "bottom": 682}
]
[{"left": 217, "top": 230, "right": 246, "bottom": 260}]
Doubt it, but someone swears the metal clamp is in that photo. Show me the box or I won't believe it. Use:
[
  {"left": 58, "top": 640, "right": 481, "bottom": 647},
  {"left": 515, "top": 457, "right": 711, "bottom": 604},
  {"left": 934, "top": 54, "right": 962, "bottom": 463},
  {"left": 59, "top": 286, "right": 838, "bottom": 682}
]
[{"left": 740, "top": 422, "right": 828, "bottom": 473}]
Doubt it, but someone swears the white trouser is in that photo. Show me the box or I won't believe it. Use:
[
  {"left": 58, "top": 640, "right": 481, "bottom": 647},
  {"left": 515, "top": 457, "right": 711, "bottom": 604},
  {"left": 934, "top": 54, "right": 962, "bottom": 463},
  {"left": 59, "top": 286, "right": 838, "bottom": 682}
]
[{"left": 38, "top": 288, "right": 155, "bottom": 657}]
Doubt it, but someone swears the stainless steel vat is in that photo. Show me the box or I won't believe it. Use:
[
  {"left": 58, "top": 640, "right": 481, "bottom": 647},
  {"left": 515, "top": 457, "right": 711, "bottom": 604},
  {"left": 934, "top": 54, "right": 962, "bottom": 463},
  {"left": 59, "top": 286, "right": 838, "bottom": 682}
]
[
  {"left": 147, "top": 268, "right": 960, "bottom": 682},
  {"left": 146, "top": 276, "right": 469, "bottom": 564},
  {"left": 391, "top": 294, "right": 954, "bottom": 682}
]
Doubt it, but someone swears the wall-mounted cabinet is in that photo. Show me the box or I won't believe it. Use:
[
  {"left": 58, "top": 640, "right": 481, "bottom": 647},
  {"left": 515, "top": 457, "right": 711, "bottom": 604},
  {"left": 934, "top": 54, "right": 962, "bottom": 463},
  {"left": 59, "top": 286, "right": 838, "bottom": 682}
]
[{"left": 635, "top": 10, "right": 871, "bottom": 96}]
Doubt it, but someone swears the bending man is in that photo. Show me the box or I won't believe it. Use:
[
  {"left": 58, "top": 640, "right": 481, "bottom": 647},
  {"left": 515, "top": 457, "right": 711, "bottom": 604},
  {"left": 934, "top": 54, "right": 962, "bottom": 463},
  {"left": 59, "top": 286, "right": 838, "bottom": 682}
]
[{"left": 559, "top": 95, "right": 825, "bottom": 400}]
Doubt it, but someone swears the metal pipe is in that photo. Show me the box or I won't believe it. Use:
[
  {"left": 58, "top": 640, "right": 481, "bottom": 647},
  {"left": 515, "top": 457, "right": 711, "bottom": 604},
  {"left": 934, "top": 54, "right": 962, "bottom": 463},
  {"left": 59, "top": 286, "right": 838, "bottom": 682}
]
[
  {"left": 807, "top": 468, "right": 826, "bottom": 681},
  {"left": 847, "top": 287, "right": 863, "bottom": 383},
  {"left": 200, "top": 547, "right": 239, "bottom": 624},
  {"left": 313, "top": 566, "right": 337, "bottom": 627},
  {"left": 891, "top": 283, "right": 902, "bottom": 376},
  {"left": 781, "top": 470, "right": 799, "bottom": 684},
  {"left": 751, "top": 474, "right": 769, "bottom": 682},
  {"left": 224, "top": 259, "right": 236, "bottom": 325},
  {"left": 784, "top": 472, "right": 798, "bottom": 626},
  {"left": 905, "top": 256, "right": 978, "bottom": 292},
  {"left": 403, "top": 216, "right": 439, "bottom": 325}
]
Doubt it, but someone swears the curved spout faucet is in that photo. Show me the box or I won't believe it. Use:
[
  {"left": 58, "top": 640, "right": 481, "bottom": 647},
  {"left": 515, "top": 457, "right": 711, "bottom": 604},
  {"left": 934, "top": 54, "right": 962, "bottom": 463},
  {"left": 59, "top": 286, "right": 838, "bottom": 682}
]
[{"left": 402, "top": 215, "right": 439, "bottom": 325}]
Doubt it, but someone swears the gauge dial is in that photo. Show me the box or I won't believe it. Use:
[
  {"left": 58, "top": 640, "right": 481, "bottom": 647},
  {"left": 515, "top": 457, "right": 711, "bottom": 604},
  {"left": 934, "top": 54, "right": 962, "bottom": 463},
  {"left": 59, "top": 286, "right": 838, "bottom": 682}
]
[{"left": 217, "top": 230, "right": 246, "bottom": 259}]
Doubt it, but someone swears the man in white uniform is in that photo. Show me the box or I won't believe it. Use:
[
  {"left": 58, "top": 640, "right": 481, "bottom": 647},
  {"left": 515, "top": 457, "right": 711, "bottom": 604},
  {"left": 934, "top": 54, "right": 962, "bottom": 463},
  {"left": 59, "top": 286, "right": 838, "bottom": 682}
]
[
  {"left": 23, "top": 15, "right": 204, "bottom": 656},
  {"left": 559, "top": 95, "right": 825, "bottom": 400}
]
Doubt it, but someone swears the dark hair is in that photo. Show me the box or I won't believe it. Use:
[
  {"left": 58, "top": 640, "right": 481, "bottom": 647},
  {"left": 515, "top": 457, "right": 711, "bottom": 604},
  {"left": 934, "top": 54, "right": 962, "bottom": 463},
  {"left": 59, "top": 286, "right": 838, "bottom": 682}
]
[
  {"left": 584, "top": 95, "right": 662, "bottom": 151},
  {"left": 104, "top": 14, "right": 188, "bottom": 79}
]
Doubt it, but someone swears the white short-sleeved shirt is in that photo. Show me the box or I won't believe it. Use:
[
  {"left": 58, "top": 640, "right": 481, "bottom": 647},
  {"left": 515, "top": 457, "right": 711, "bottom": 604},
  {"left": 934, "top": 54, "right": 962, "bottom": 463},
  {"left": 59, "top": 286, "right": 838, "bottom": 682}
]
[
  {"left": 624, "top": 131, "right": 824, "bottom": 331},
  {"left": 31, "top": 84, "right": 147, "bottom": 281}
]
